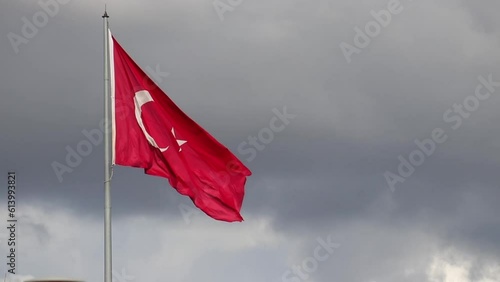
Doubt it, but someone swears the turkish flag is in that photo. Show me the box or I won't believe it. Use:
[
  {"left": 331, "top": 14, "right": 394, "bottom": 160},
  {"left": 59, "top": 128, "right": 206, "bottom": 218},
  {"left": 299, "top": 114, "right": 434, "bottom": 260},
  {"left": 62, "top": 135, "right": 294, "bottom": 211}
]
[{"left": 109, "top": 31, "right": 251, "bottom": 222}]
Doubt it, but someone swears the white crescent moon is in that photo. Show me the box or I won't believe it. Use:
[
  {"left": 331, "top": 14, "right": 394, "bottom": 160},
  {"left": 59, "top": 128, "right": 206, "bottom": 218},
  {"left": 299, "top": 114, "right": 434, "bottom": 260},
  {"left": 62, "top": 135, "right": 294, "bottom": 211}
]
[{"left": 133, "top": 90, "right": 169, "bottom": 152}]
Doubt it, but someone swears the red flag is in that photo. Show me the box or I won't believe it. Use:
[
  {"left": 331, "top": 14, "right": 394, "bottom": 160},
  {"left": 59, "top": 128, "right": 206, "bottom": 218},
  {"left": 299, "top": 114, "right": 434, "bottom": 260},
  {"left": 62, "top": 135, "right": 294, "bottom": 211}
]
[{"left": 109, "top": 31, "right": 251, "bottom": 222}]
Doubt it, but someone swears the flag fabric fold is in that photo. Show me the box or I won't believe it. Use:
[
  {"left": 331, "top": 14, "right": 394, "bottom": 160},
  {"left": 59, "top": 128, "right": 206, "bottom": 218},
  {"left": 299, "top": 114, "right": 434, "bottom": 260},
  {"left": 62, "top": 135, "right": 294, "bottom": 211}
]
[{"left": 108, "top": 30, "right": 251, "bottom": 222}]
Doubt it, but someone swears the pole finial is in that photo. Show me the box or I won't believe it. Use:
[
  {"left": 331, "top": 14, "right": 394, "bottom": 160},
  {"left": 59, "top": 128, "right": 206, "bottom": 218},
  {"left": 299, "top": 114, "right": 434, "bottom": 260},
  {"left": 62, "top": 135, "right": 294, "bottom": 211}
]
[{"left": 102, "top": 4, "right": 109, "bottom": 18}]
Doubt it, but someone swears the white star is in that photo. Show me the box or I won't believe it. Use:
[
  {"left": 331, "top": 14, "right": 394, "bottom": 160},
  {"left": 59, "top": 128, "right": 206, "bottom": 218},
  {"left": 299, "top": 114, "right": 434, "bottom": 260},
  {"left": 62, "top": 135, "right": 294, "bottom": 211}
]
[{"left": 171, "top": 128, "right": 187, "bottom": 152}]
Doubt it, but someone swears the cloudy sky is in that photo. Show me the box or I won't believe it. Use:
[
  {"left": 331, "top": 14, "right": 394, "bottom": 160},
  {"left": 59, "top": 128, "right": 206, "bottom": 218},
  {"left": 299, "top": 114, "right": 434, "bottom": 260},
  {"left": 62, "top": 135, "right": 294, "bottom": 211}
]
[{"left": 1, "top": 0, "right": 500, "bottom": 281}]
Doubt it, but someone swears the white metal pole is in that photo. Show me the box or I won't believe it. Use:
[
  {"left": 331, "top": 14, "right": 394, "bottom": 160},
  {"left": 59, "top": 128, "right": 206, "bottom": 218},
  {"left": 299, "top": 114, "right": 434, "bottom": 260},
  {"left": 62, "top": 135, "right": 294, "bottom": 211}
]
[{"left": 102, "top": 8, "right": 112, "bottom": 282}]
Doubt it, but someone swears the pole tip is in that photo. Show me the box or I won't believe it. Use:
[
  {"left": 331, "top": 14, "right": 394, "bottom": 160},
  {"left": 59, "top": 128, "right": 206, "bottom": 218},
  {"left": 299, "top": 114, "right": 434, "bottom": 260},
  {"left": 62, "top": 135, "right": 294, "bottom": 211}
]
[{"left": 102, "top": 4, "right": 109, "bottom": 18}]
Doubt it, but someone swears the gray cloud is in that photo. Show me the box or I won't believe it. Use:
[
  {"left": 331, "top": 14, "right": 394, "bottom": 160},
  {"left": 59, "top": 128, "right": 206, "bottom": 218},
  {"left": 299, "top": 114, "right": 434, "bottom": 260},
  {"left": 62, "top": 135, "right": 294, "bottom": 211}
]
[{"left": 1, "top": 0, "right": 500, "bottom": 281}]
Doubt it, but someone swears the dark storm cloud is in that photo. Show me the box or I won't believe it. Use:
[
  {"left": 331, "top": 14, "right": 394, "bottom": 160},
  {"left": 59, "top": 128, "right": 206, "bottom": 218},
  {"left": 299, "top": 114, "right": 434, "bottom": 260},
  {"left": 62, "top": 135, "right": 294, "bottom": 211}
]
[{"left": 2, "top": 0, "right": 500, "bottom": 281}]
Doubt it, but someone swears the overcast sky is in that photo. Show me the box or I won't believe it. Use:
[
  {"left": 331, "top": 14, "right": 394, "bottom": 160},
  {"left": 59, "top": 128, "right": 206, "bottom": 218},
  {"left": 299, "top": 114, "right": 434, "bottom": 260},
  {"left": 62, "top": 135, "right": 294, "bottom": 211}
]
[{"left": 1, "top": 0, "right": 500, "bottom": 281}]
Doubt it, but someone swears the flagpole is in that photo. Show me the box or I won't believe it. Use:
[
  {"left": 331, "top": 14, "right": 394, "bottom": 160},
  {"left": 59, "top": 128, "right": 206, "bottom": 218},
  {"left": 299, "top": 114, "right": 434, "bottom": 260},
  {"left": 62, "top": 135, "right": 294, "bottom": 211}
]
[{"left": 102, "top": 8, "right": 113, "bottom": 282}]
